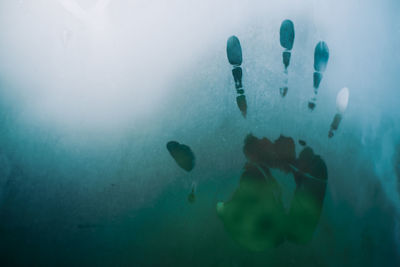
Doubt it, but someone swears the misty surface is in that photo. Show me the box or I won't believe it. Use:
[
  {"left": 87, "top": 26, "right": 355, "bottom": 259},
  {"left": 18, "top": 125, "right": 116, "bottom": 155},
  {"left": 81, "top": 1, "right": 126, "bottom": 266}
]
[{"left": 0, "top": 0, "right": 399, "bottom": 266}]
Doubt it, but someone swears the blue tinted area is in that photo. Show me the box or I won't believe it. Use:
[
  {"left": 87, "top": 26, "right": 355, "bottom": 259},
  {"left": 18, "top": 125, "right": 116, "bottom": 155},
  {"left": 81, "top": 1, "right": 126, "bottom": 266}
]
[{"left": 0, "top": 1, "right": 399, "bottom": 266}]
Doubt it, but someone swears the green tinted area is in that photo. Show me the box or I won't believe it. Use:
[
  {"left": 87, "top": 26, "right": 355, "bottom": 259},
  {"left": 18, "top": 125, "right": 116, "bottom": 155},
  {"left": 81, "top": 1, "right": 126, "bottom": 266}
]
[{"left": 217, "top": 134, "right": 328, "bottom": 251}]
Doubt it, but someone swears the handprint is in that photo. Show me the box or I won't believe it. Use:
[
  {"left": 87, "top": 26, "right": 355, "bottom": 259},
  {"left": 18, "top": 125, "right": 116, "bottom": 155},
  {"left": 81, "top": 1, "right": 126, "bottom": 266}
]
[{"left": 169, "top": 18, "right": 348, "bottom": 251}]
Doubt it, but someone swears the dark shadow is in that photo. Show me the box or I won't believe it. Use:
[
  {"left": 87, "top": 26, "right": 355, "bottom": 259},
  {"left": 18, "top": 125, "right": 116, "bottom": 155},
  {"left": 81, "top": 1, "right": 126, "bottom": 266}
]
[
  {"left": 309, "top": 41, "right": 329, "bottom": 110},
  {"left": 227, "top": 36, "right": 247, "bottom": 117},
  {"left": 166, "top": 141, "right": 195, "bottom": 172},
  {"left": 217, "top": 134, "right": 328, "bottom": 250},
  {"left": 328, "top": 113, "right": 342, "bottom": 138},
  {"left": 279, "top": 19, "right": 295, "bottom": 97}
]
